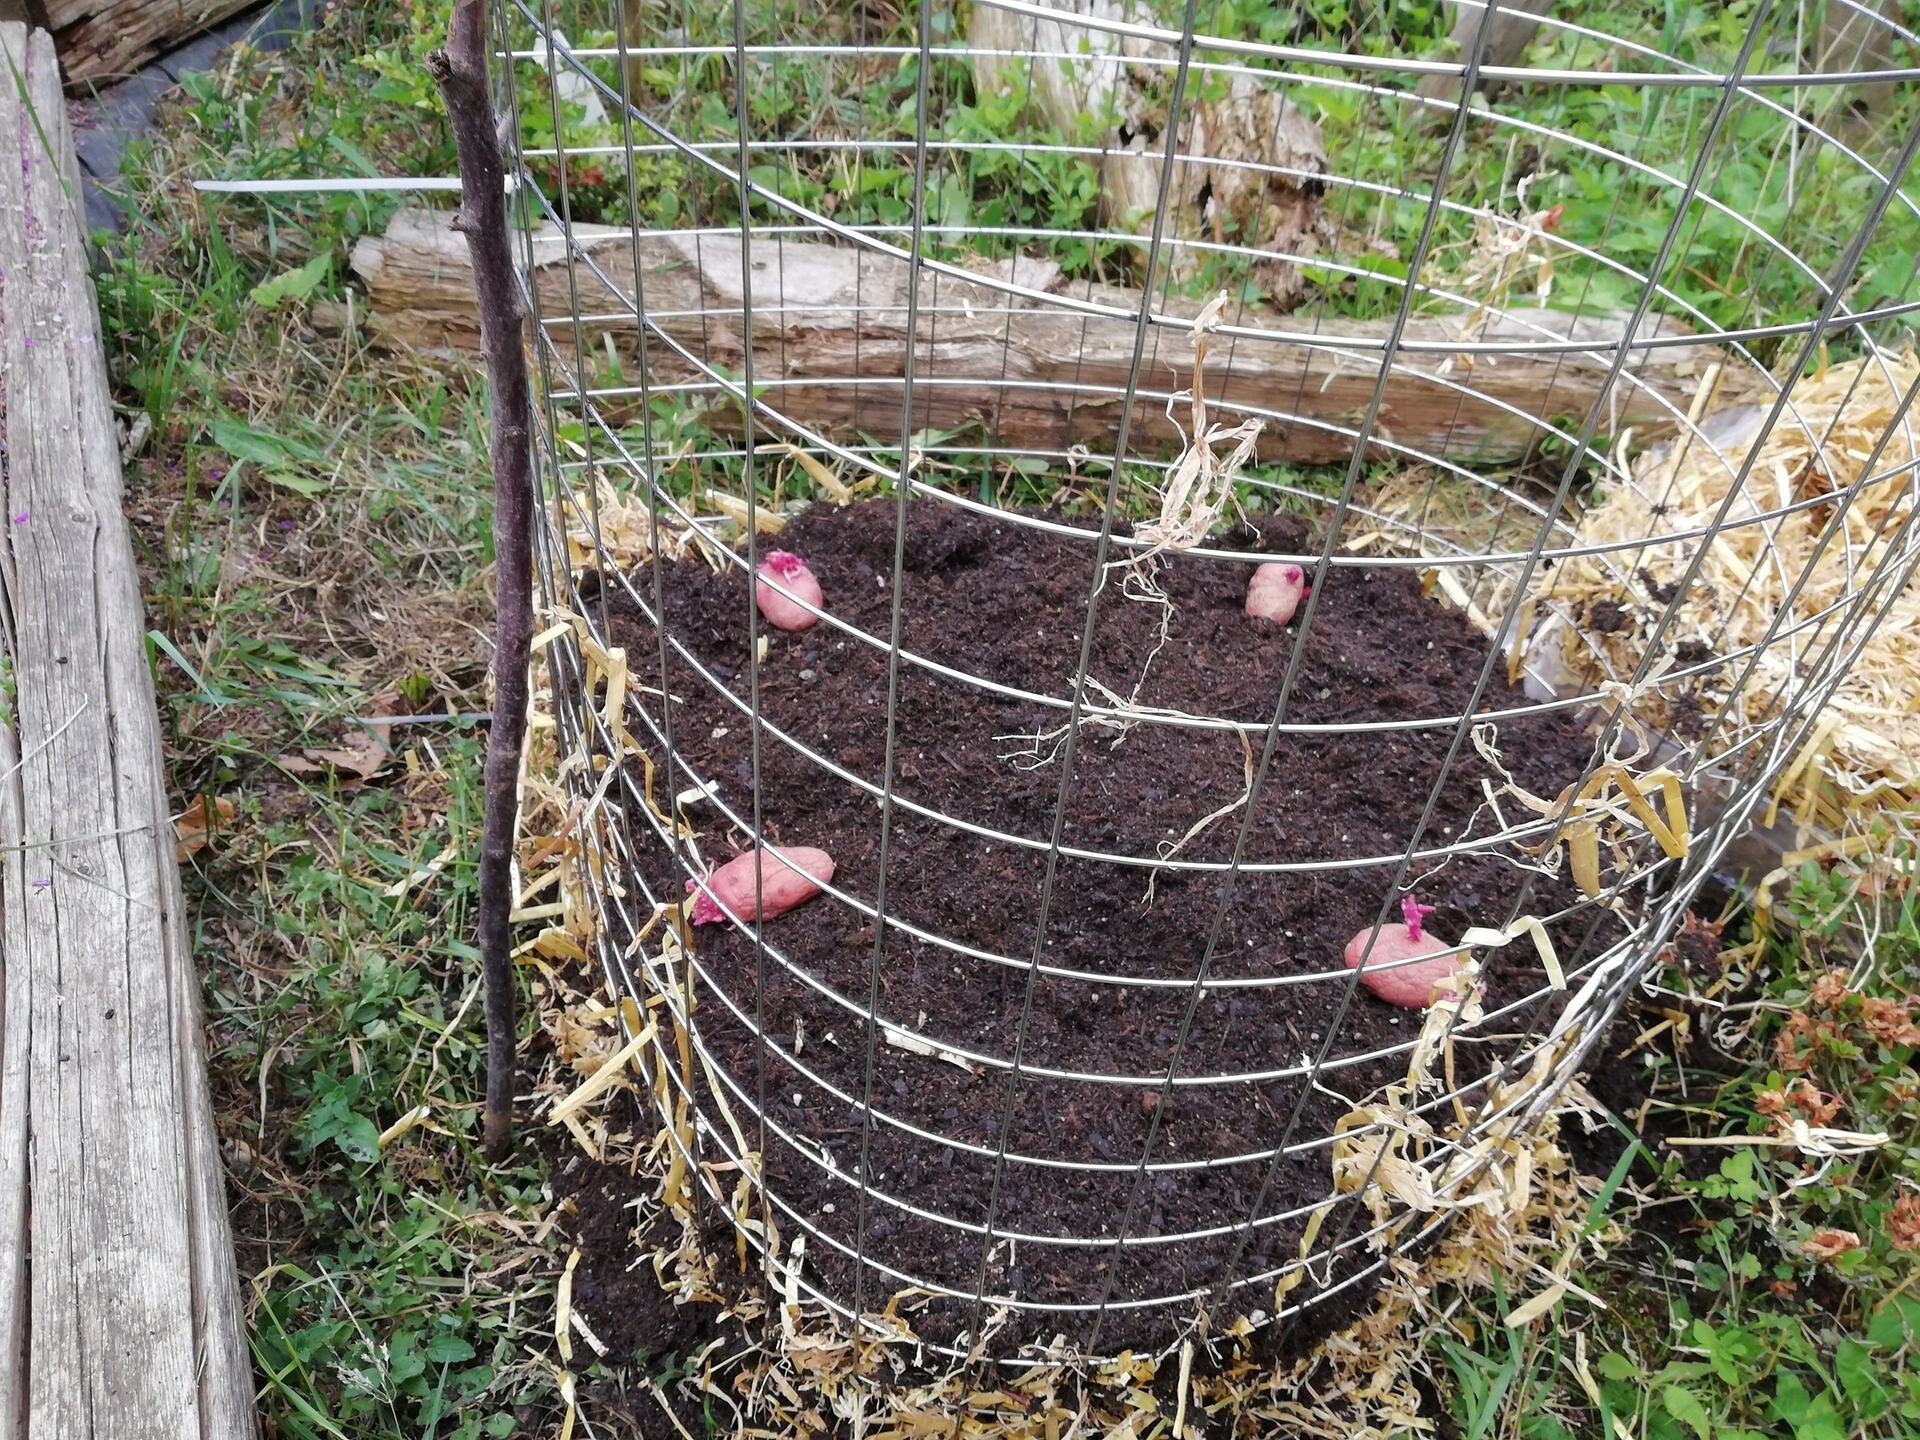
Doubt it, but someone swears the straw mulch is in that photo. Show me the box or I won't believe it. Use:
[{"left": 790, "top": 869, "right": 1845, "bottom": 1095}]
[{"left": 1521, "top": 349, "right": 1920, "bottom": 836}]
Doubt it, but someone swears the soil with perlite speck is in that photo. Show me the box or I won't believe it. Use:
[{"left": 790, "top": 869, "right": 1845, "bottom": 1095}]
[{"left": 587, "top": 498, "right": 1624, "bottom": 1355}]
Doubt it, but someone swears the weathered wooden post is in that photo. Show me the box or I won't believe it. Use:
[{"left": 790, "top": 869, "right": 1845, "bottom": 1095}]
[{"left": 0, "top": 21, "right": 254, "bottom": 1438}]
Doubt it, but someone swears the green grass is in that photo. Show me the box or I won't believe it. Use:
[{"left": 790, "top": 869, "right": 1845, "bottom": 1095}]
[
  {"left": 102, "top": 10, "right": 559, "bottom": 1436},
  {"left": 1607, "top": 837, "right": 1920, "bottom": 1440},
  {"left": 1405, "top": 831, "right": 1920, "bottom": 1440},
  {"left": 95, "top": 0, "right": 1920, "bottom": 1435}
]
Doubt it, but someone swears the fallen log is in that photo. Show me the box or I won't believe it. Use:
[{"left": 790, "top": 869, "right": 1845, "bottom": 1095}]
[
  {"left": 46, "top": 0, "right": 251, "bottom": 88},
  {"left": 351, "top": 207, "right": 1763, "bottom": 466}
]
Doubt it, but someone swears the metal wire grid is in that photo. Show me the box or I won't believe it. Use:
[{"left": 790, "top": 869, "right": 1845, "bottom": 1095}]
[{"left": 493, "top": 0, "right": 1920, "bottom": 1357}]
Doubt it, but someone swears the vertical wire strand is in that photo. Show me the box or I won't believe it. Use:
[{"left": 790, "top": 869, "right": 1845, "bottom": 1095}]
[
  {"left": 1224, "top": 0, "right": 1790, "bottom": 1323},
  {"left": 725, "top": 0, "right": 778, "bottom": 1298},
  {"left": 530, "top": 13, "right": 608, "bottom": 647},
  {"left": 992, "top": 9, "right": 1047, "bottom": 502},
  {"left": 848, "top": 0, "right": 940, "bottom": 1327},
  {"left": 607, "top": 0, "right": 701, "bottom": 1233},
  {"left": 958, "top": 0, "right": 1215, "bottom": 1353}
]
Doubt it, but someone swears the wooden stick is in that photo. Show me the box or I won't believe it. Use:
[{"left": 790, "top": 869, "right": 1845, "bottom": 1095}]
[{"left": 428, "top": 0, "right": 532, "bottom": 1162}]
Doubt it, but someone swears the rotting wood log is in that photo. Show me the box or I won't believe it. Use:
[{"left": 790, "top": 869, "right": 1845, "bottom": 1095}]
[
  {"left": 352, "top": 206, "right": 1765, "bottom": 466},
  {"left": 0, "top": 22, "right": 255, "bottom": 1440},
  {"left": 46, "top": 0, "right": 252, "bottom": 89},
  {"left": 968, "top": 0, "right": 1329, "bottom": 308}
]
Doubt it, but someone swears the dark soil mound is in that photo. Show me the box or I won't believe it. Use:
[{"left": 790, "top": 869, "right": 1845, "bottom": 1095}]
[{"left": 593, "top": 497, "right": 1618, "bottom": 1354}]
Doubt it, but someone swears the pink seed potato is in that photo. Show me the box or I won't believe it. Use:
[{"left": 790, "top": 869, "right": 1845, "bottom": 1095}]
[
  {"left": 1246, "top": 562, "right": 1308, "bottom": 625},
  {"left": 755, "top": 550, "right": 824, "bottom": 631},
  {"left": 687, "top": 845, "right": 835, "bottom": 926},
  {"left": 1343, "top": 899, "right": 1463, "bottom": 1008}
]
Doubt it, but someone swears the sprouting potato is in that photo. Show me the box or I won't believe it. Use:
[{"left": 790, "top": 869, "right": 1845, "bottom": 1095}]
[
  {"left": 1343, "top": 897, "right": 1463, "bottom": 1008},
  {"left": 755, "top": 550, "right": 824, "bottom": 631},
  {"left": 687, "top": 845, "right": 835, "bottom": 926},
  {"left": 1245, "top": 562, "right": 1309, "bottom": 625}
]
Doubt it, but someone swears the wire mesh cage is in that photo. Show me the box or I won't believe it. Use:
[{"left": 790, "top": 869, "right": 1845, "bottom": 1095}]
[{"left": 492, "top": 0, "right": 1920, "bottom": 1362}]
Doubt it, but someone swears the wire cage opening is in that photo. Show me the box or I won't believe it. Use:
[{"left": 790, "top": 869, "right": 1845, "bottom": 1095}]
[{"left": 493, "top": 0, "right": 1920, "bottom": 1361}]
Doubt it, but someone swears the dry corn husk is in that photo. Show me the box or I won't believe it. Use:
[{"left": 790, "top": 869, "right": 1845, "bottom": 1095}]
[{"left": 1525, "top": 349, "right": 1920, "bottom": 836}]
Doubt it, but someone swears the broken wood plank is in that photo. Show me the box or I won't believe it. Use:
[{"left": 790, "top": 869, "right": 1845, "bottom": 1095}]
[
  {"left": 352, "top": 206, "right": 1762, "bottom": 467},
  {"left": 0, "top": 22, "right": 255, "bottom": 1440}
]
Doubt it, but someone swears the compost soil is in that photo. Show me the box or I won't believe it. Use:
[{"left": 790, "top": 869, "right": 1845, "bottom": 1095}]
[{"left": 592, "top": 498, "right": 1624, "bottom": 1354}]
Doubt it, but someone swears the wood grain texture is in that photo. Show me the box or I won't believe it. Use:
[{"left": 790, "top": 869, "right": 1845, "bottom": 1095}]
[
  {"left": 0, "top": 23, "right": 254, "bottom": 1440},
  {"left": 353, "top": 206, "right": 1762, "bottom": 466},
  {"left": 45, "top": 0, "right": 252, "bottom": 89}
]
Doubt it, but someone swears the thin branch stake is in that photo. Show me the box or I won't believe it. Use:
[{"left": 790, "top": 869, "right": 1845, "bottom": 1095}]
[{"left": 428, "top": 0, "right": 533, "bottom": 1161}]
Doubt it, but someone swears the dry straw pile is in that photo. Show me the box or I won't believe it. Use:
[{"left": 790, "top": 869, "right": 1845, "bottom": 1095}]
[{"left": 1530, "top": 348, "right": 1920, "bottom": 836}]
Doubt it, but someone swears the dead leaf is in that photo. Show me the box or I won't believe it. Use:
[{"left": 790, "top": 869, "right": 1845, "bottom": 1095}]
[
  {"left": 278, "top": 688, "right": 405, "bottom": 781},
  {"left": 1801, "top": 1228, "right": 1862, "bottom": 1261},
  {"left": 173, "top": 795, "right": 236, "bottom": 861},
  {"left": 279, "top": 731, "right": 392, "bottom": 781}
]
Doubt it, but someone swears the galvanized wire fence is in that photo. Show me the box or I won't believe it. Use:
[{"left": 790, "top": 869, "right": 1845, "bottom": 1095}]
[{"left": 499, "top": 0, "right": 1920, "bottom": 1359}]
